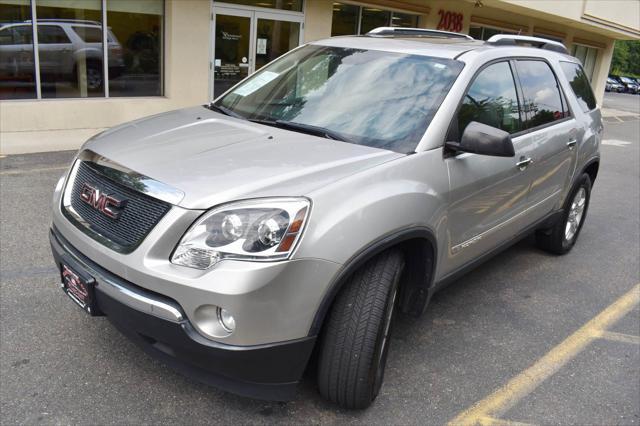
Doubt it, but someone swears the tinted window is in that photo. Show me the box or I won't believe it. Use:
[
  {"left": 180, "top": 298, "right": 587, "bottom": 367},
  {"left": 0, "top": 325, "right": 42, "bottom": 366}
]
[
  {"left": 457, "top": 61, "right": 522, "bottom": 137},
  {"left": 217, "top": 45, "right": 464, "bottom": 153},
  {"left": 560, "top": 62, "right": 596, "bottom": 112},
  {"left": 37, "top": 25, "right": 70, "bottom": 44},
  {"left": 13, "top": 26, "right": 33, "bottom": 44},
  {"left": 515, "top": 60, "right": 567, "bottom": 128},
  {"left": 72, "top": 25, "right": 102, "bottom": 43}
]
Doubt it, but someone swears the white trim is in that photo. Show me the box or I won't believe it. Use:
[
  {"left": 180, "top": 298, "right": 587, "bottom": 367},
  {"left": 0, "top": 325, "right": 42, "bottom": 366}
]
[
  {"left": 30, "top": 0, "right": 41, "bottom": 99},
  {"left": 101, "top": 0, "right": 109, "bottom": 97},
  {"left": 213, "top": 1, "right": 304, "bottom": 18}
]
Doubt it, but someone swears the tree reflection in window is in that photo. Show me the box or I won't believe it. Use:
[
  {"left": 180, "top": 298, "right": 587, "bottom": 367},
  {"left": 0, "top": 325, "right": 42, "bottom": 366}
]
[
  {"left": 457, "top": 61, "right": 522, "bottom": 138},
  {"left": 515, "top": 60, "right": 567, "bottom": 128}
]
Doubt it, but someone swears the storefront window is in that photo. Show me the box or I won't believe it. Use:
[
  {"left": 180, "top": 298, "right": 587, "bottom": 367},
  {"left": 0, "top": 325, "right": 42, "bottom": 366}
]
[
  {"left": 218, "top": 0, "right": 303, "bottom": 12},
  {"left": 0, "top": 0, "right": 37, "bottom": 100},
  {"left": 36, "top": 0, "right": 104, "bottom": 98},
  {"left": 391, "top": 12, "right": 418, "bottom": 28},
  {"left": 107, "top": 0, "right": 163, "bottom": 97},
  {"left": 331, "top": 3, "right": 420, "bottom": 36},
  {"left": 469, "top": 25, "right": 516, "bottom": 41},
  {"left": 360, "top": 8, "right": 390, "bottom": 34},
  {"left": 331, "top": 2, "right": 359, "bottom": 36},
  {"left": 1, "top": 0, "right": 163, "bottom": 100},
  {"left": 572, "top": 44, "right": 598, "bottom": 81}
]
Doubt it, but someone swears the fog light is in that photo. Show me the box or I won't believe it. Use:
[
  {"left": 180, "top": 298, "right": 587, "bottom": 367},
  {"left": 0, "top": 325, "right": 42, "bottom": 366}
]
[{"left": 217, "top": 307, "right": 236, "bottom": 333}]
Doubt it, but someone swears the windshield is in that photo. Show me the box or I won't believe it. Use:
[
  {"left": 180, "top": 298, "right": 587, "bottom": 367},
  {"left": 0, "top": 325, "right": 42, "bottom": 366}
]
[
  {"left": 214, "top": 45, "right": 463, "bottom": 153},
  {"left": 620, "top": 76, "right": 634, "bottom": 83}
]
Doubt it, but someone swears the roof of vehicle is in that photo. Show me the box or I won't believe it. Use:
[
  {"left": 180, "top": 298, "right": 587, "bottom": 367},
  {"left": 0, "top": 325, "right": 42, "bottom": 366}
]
[{"left": 312, "top": 32, "right": 576, "bottom": 62}]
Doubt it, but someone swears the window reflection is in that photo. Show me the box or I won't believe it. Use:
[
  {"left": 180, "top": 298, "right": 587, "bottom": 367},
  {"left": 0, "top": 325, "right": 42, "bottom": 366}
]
[
  {"left": 515, "top": 60, "right": 567, "bottom": 128},
  {"left": 1, "top": 0, "right": 163, "bottom": 100},
  {"left": 107, "top": 0, "right": 163, "bottom": 97},
  {"left": 218, "top": 46, "right": 463, "bottom": 153},
  {"left": 0, "top": 0, "right": 36, "bottom": 99},
  {"left": 36, "top": 1, "right": 104, "bottom": 98},
  {"left": 560, "top": 62, "right": 596, "bottom": 112},
  {"left": 457, "top": 61, "right": 522, "bottom": 136}
]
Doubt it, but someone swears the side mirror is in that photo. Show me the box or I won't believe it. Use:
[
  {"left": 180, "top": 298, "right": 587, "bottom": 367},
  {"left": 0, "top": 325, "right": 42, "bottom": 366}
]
[{"left": 445, "top": 121, "right": 515, "bottom": 157}]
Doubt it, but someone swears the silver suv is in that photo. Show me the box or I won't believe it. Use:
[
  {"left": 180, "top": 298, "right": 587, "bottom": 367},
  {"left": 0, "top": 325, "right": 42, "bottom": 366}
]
[
  {"left": 50, "top": 29, "right": 602, "bottom": 409},
  {"left": 0, "top": 19, "right": 123, "bottom": 91}
]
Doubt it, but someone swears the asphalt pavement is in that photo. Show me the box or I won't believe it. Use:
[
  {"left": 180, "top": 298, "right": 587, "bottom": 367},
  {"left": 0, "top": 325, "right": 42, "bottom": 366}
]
[{"left": 1, "top": 93, "right": 638, "bottom": 425}]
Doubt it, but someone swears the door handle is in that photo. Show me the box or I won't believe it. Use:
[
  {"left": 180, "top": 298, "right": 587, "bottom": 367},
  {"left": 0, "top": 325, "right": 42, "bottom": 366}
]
[
  {"left": 567, "top": 139, "right": 577, "bottom": 149},
  {"left": 516, "top": 157, "right": 533, "bottom": 171}
]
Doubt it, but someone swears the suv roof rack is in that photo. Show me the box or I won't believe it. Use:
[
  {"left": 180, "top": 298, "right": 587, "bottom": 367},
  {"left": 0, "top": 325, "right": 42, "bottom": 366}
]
[
  {"left": 366, "top": 27, "right": 474, "bottom": 40},
  {"left": 486, "top": 34, "right": 569, "bottom": 54},
  {"left": 23, "top": 19, "right": 101, "bottom": 26}
]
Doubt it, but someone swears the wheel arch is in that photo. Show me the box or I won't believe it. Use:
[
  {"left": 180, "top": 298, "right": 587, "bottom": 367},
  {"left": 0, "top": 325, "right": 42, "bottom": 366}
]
[
  {"left": 582, "top": 158, "right": 599, "bottom": 184},
  {"left": 307, "top": 227, "right": 437, "bottom": 336}
]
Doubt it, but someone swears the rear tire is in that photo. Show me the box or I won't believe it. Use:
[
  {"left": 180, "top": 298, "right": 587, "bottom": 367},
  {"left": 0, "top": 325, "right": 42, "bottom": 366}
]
[
  {"left": 317, "top": 250, "right": 404, "bottom": 409},
  {"left": 536, "top": 173, "right": 592, "bottom": 254}
]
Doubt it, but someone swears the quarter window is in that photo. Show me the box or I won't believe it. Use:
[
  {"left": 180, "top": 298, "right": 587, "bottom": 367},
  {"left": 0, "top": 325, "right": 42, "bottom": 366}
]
[
  {"left": 515, "top": 60, "right": 567, "bottom": 129},
  {"left": 560, "top": 62, "right": 597, "bottom": 112},
  {"left": 72, "top": 26, "right": 102, "bottom": 43},
  {"left": 457, "top": 61, "right": 522, "bottom": 138}
]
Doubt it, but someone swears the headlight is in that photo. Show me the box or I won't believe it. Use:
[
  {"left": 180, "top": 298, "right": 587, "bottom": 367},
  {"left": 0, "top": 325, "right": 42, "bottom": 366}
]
[{"left": 171, "top": 198, "right": 310, "bottom": 269}]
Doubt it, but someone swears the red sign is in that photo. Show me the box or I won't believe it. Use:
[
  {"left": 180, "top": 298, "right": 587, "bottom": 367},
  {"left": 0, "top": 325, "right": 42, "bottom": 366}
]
[{"left": 437, "top": 9, "right": 463, "bottom": 33}]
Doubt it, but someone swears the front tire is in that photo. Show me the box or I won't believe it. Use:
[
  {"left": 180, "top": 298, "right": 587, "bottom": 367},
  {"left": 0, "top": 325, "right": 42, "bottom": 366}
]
[
  {"left": 536, "top": 173, "right": 592, "bottom": 254},
  {"left": 317, "top": 250, "right": 404, "bottom": 409}
]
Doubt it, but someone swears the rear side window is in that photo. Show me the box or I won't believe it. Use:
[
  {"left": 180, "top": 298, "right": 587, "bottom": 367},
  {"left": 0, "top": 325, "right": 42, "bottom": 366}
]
[
  {"left": 456, "top": 61, "right": 522, "bottom": 138},
  {"left": 37, "top": 25, "right": 70, "bottom": 44},
  {"left": 72, "top": 26, "right": 102, "bottom": 43},
  {"left": 560, "top": 62, "right": 597, "bottom": 112},
  {"left": 515, "top": 60, "right": 567, "bottom": 129}
]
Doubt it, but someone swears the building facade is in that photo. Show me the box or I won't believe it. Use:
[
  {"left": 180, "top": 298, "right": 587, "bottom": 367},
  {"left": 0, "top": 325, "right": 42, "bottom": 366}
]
[{"left": 1, "top": 0, "right": 638, "bottom": 154}]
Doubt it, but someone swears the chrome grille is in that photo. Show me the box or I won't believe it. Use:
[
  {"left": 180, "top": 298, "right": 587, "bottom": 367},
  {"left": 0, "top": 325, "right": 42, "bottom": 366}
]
[{"left": 64, "top": 161, "right": 171, "bottom": 251}]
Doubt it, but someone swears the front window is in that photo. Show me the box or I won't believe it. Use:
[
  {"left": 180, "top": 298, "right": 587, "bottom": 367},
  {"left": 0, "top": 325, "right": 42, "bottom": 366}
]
[
  {"left": 214, "top": 45, "right": 463, "bottom": 153},
  {"left": 456, "top": 61, "right": 522, "bottom": 138}
]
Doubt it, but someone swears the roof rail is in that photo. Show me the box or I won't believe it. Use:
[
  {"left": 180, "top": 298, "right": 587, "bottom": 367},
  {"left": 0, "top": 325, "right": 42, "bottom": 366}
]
[
  {"left": 486, "top": 35, "right": 569, "bottom": 54},
  {"left": 23, "top": 19, "right": 101, "bottom": 26},
  {"left": 366, "top": 27, "right": 474, "bottom": 40}
]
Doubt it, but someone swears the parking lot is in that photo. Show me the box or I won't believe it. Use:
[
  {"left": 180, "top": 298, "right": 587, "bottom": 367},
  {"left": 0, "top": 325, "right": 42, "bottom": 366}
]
[{"left": 1, "top": 92, "right": 638, "bottom": 425}]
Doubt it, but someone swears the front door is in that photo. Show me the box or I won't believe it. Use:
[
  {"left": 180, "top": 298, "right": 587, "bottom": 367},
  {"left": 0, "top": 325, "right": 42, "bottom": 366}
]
[
  {"left": 443, "top": 61, "right": 535, "bottom": 277},
  {"left": 212, "top": 5, "right": 303, "bottom": 99}
]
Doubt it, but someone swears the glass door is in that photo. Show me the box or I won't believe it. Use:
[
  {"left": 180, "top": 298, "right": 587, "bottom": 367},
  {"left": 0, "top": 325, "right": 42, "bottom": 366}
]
[
  {"left": 254, "top": 11, "right": 302, "bottom": 71},
  {"left": 213, "top": 8, "right": 252, "bottom": 98},
  {"left": 212, "top": 5, "right": 303, "bottom": 99}
]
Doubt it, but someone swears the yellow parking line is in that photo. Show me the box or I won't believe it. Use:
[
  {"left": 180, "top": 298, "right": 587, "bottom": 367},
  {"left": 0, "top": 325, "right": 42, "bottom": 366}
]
[
  {"left": 0, "top": 166, "right": 68, "bottom": 176},
  {"left": 477, "top": 415, "right": 536, "bottom": 426},
  {"left": 594, "top": 330, "right": 640, "bottom": 345},
  {"left": 448, "top": 283, "right": 640, "bottom": 426}
]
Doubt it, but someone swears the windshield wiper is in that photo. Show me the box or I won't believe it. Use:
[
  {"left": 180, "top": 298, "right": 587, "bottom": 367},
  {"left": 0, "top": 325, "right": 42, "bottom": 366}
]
[
  {"left": 250, "top": 119, "right": 351, "bottom": 142},
  {"left": 206, "top": 103, "right": 245, "bottom": 119}
]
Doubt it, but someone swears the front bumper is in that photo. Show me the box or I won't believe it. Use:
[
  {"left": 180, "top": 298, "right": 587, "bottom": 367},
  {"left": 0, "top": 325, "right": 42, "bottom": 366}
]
[{"left": 50, "top": 228, "right": 316, "bottom": 401}]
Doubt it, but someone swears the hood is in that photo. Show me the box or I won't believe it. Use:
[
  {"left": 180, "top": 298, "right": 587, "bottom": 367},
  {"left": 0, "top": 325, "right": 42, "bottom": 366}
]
[{"left": 84, "top": 107, "right": 403, "bottom": 210}]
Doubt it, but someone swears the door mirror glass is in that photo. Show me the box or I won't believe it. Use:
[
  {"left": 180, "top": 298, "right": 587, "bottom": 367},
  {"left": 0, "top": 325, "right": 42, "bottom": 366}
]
[{"left": 446, "top": 121, "right": 515, "bottom": 157}]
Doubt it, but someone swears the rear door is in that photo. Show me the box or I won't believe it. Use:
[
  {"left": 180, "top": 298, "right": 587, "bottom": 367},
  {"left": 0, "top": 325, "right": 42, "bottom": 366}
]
[
  {"left": 512, "top": 59, "right": 577, "bottom": 220},
  {"left": 444, "top": 60, "right": 536, "bottom": 276}
]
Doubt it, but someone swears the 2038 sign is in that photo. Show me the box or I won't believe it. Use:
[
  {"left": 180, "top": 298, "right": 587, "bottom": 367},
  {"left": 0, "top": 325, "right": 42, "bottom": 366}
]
[{"left": 437, "top": 9, "right": 463, "bottom": 33}]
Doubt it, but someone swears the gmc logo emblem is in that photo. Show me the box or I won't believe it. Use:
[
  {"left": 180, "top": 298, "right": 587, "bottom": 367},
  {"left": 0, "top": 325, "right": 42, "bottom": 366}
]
[{"left": 80, "top": 183, "right": 126, "bottom": 220}]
